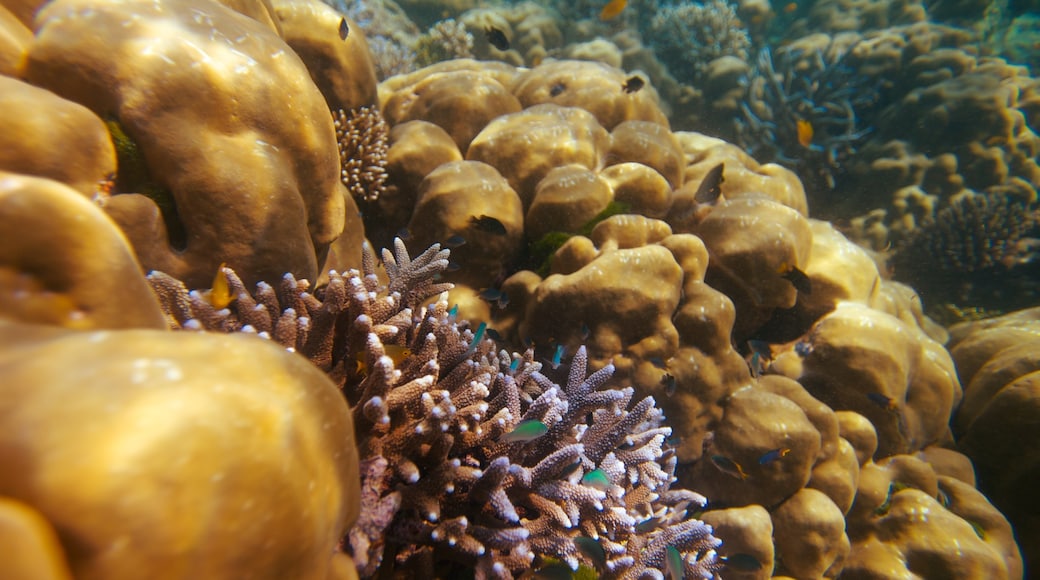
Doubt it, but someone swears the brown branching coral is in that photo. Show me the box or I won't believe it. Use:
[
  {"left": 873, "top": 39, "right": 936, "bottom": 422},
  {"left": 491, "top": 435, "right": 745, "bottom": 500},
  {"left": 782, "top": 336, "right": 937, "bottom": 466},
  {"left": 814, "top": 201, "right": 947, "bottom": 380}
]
[
  {"left": 889, "top": 192, "right": 1040, "bottom": 311},
  {"left": 335, "top": 106, "right": 390, "bottom": 202},
  {"left": 148, "top": 239, "right": 722, "bottom": 579}
]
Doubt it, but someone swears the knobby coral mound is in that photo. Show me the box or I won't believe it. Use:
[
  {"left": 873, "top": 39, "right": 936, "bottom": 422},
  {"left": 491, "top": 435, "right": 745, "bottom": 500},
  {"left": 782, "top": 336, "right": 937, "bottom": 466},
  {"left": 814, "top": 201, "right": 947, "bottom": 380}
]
[{"left": 149, "top": 239, "right": 722, "bottom": 579}]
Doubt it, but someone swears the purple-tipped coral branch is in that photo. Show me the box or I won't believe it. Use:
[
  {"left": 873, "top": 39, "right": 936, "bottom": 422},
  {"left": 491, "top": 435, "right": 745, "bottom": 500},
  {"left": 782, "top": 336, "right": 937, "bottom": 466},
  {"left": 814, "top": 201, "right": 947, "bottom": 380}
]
[{"left": 148, "top": 240, "right": 721, "bottom": 579}]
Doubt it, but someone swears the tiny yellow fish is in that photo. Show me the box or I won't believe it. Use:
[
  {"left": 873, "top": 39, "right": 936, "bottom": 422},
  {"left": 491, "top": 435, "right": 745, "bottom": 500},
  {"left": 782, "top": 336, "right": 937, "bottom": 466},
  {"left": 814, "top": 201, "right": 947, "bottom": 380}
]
[
  {"left": 208, "top": 262, "right": 234, "bottom": 309},
  {"left": 796, "top": 119, "right": 814, "bottom": 147},
  {"left": 354, "top": 345, "right": 411, "bottom": 376},
  {"left": 600, "top": 0, "right": 627, "bottom": 20}
]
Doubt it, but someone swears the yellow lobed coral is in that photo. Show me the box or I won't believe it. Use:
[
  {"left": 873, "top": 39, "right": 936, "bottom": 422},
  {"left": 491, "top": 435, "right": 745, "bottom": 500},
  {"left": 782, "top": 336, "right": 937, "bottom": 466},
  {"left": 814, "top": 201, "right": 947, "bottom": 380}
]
[
  {"left": 0, "top": 320, "right": 359, "bottom": 580},
  {"left": 0, "top": 171, "right": 166, "bottom": 330},
  {"left": 23, "top": 0, "right": 348, "bottom": 289}
]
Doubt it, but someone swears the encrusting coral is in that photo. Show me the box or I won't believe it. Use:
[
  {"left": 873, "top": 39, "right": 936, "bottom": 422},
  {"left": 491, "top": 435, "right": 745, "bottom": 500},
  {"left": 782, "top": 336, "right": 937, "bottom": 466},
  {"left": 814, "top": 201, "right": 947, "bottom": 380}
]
[{"left": 148, "top": 239, "right": 723, "bottom": 579}]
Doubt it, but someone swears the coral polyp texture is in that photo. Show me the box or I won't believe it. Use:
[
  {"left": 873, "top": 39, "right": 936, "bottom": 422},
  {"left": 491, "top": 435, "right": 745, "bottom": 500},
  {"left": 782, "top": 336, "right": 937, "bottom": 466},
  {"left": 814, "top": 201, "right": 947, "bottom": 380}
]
[{"left": 149, "top": 240, "right": 723, "bottom": 579}]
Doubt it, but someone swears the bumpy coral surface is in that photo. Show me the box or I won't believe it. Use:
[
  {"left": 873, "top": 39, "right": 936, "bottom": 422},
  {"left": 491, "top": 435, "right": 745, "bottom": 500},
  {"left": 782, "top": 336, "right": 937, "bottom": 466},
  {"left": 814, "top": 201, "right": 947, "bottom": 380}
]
[
  {"left": 23, "top": 0, "right": 352, "bottom": 289},
  {"left": 0, "top": 320, "right": 360, "bottom": 580}
]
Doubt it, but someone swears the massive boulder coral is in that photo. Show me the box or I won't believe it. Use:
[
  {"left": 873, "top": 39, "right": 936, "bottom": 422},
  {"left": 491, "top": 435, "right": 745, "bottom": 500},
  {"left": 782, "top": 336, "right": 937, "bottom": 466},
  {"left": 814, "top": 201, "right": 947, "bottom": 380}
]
[
  {"left": 0, "top": 76, "right": 115, "bottom": 198},
  {"left": 21, "top": 0, "right": 351, "bottom": 289},
  {"left": 0, "top": 171, "right": 166, "bottom": 330},
  {"left": 948, "top": 308, "right": 1040, "bottom": 573},
  {"left": 0, "top": 320, "right": 360, "bottom": 580},
  {"left": 797, "top": 301, "right": 961, "bottom": 457}
]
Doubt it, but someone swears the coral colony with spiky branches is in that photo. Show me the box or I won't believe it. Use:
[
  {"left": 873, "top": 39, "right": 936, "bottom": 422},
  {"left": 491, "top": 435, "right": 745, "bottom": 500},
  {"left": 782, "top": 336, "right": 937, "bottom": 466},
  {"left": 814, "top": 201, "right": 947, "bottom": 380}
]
[
  {"left": 148, "top": 240, "right": 723, "bottom": 579},
  {"left": 736, "top": 40, "right": 879, "bottom": 198}
]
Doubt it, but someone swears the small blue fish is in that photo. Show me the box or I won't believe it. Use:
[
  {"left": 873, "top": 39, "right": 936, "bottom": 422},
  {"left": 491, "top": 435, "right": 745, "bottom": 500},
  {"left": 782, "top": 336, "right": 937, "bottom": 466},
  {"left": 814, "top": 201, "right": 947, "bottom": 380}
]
[
  {"left": 581, "top": 469, "right": 611, "bottom": 491},
  {"left": 574, "top": 536, "right": 607, "bottom": 570},
  {"left": 479, "top": 288, "right": 504, "bottom": 302},
  {"left": 551, "top": 343, "right": 565, "bottom": 370},
  {"left": 509, "top": 357, "right": 522, "bottom": 373},
  {"left": 445, "top": 261, "right": 461, "bottom": 272},
  {"left": 722, "top": 553, "right": 762, "bottom": 571},
  {"left": 486, "top": 327, "right": 503, "bottom": 342},
  {"left": 758, "top": 447, "right": 791, "bottom": 465},
  {"left": 794, "top": 340, "right": 813, "bottom": 357},
  {"left": 469, "top": 322, "right": 487, "bottom": 352},
  {"left": 497, "top": 292, "right": 510, "bottom": 309},
  {"left": 665, "top": 545, "right": 684, "bottom": 580},
  {"left": 501, "top": 419, "right": 548, "bottom": 443},
  {"left": 748, "top": 351, "right": 764, "bottom": 378},
  {"left": 444, "top": 234, "right": 466, "bottom": 248},
  {"left": 448, "top": 304, "right": 459, "bottom": 321},
  {"left": 747, "top": 339, "right": 771, "bottom": 360}
]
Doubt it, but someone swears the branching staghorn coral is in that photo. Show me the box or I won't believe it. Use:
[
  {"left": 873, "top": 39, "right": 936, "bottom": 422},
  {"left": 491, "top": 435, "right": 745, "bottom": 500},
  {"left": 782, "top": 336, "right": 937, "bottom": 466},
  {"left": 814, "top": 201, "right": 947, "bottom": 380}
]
[
  {"left": 736, "top": 39, "right": 880, "bottom": 196},
  {"left": 335, "top": 106, "right": 390, "bottom": 203},
  {"left": 147, "top": 240, "right": 722, "bottom": 579}
]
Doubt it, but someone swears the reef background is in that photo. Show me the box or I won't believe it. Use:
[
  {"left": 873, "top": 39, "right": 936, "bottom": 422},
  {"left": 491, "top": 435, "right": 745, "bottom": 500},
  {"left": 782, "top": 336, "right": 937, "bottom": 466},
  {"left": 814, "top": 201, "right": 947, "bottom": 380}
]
[{"left": 0, "top": 0, "right": 1038, "bottom": 577}]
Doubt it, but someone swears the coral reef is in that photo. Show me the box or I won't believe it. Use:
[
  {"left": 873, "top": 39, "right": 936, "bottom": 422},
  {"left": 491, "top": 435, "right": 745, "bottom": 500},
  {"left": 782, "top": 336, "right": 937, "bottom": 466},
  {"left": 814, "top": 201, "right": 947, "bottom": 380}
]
[
  {"left": 23, "top": 0, "right": 358, "bottom": 289},
  {"left": 645, "top": 0, "right": 751, "bottom": 88},
  {"left": 148, "top": 239, "right": 724, "bottom": 579},
  {"left": 948, "top": 307, "right": 1040, "bottom": 574},
  {"left": 413, "top": 18, "right": 473, "bottom": 67},
  {"left": 335, "top": 106, "right": 391, "bottom": 203},
  {"left": 737, "top": 34, "right": 880, "bottom": 198},
  {"left": 889, "top": 191, "right": 1040, "bottom": 313}
]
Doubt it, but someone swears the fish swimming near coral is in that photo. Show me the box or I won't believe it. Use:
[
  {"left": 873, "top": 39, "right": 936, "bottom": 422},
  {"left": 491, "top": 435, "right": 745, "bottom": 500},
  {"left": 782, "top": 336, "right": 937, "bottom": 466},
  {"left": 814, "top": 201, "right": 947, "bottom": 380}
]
[
  {"left": 867, "top": 392, "right": 898, "bottom": 411},
  {"left": 758, "top": 447, "right": 790, "bottom": 465},
  {"left": 501, "top": 419, "right": 549, "bottom": 443},
  {"left": 710, "top": 454, "right": 749, "bottom": 480},
  {"left": 338, "top": 17, "right": 349, "bottom": 40},
  {"left": 484, "top": 26, "right": 510, "bottom": 51},
  {"left": 665, "top": 545, "right": 685, "bottom": 579},
  {"left": 722, "top": 553, "right": 763, "bottom": 571},
  {"left": 581, "top": 468, "right": 612, "bottom": 491},
  {"left": 550, "top": 343, "right": 566, "bottom": 370},
  {"left": 469, "top": 321, "right": 487, "bottom": 352},
  {"left": 622, "top": 75, "right": 645, "bottom": 94},
  {"left": 777, "top": 262, "right": 812, "bottom": 294},
  {"left": 693, "top": 163, "right": 725, "bottom": 204},
  {"left": 470, "top": 214, "right": 508, "bottom": 235},
  {"left": 796, "top": 119, "right": 814, "bottom": 147},
  {"left": 207, "top": 262, "right": 234, "bottom": 309},
  {"left": 600, "top": 0, "right": 628, "bottom": 20},
  {"left": 354, "top": 345, "right": 411, "bottom": 376},
  {"left": 575, "top": 536, "right": 607, "bottom": 570}
]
